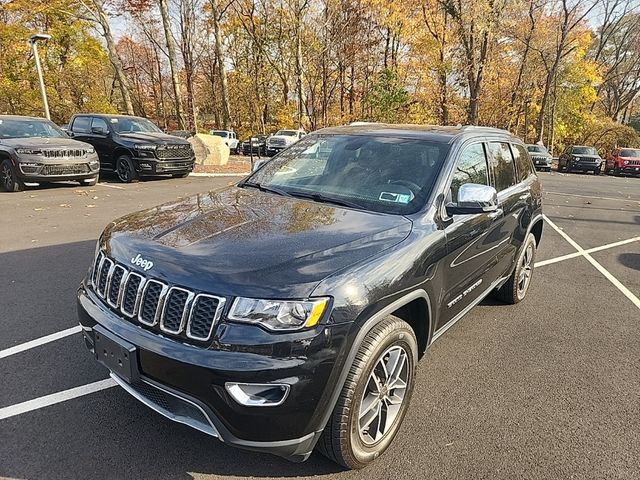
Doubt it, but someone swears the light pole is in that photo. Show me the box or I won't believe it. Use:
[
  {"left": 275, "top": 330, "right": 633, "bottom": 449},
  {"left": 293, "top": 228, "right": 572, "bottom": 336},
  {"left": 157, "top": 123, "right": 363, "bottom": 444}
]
[{"left": 28, "top": 33, "right": 51, "bottom": 120}]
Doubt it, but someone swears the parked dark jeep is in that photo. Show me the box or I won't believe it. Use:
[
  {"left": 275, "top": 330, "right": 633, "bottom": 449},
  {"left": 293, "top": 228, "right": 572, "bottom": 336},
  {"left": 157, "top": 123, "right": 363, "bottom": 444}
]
[
  {"left": 68, "top": 114, "right": 195, "bottom": 183},
  {"left": 78, "top": 124, "right": 543, "bottom": 469},
  {"left": 0, "top": 115, "right": 99, "bottom": 192},
  {"left": 558, "top": 145, "right": 603, "bottom": 174}
]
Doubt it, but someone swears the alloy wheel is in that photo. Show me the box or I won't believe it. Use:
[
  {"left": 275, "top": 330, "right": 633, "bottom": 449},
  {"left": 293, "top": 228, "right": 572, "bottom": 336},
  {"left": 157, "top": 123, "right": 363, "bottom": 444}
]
[
  {"left": 358, "top": 345, "right": 409, "bottom": 446},
  {"left": 2, "top": 163, "right": 14, "bottom": 190},
  {"left": 517, "top": 243, "right": 534, "bottom": 298},
  {"left": 117, "top": 160, "right": 130, "bottom": 182}
]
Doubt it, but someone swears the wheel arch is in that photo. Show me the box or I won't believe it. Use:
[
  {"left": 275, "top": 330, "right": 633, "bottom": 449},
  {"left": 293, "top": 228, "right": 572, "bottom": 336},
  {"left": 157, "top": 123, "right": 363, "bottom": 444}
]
[{"left": 315, "top": 289, "right": 433, "bottom": 446}]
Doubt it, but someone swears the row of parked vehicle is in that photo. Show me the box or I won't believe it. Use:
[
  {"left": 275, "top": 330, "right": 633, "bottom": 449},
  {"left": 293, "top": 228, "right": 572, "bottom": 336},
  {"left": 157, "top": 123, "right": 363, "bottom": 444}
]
[
  {"left": 526, "top": 143, "right": 640, "bottom": 176},
  {"left": 0, "top": 113, "right": 196, "bottom": 191},
  {"left": 209, "top": 128, "right": 306, "bottom": 157}
]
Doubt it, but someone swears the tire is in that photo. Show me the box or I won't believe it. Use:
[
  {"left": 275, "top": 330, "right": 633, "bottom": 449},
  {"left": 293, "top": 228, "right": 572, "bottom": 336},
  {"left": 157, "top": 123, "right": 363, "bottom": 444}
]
[
  {"left": 1, "top": 159, "right": 24, "bottom": 192},
  {"left": 494, "top": 232, "right": 537, "bottom": 304},
  {"left": 317, "top": 316, "right": 417, "bottom": 469},
  {"left": 613, "top": 166, "right": 623, "bottom": 177},
  {"left": 116, "top": 156, "right": 138, "bottom": 183},
  {"left": 172, "top": 172, "right": 190, "bottom": 178},
  {"left": 79, "top": 176, "right": 98, "bottom": 186}
]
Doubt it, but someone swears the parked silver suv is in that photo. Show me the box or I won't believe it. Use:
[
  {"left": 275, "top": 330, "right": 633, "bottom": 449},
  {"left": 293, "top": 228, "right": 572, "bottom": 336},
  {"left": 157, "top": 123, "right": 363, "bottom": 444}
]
[{"left": 0, "top": 115, "right": 99, "bottom": 192}]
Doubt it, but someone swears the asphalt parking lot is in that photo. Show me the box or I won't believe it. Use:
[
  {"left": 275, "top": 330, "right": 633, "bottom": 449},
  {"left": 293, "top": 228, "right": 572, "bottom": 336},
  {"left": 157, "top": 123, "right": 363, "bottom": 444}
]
[{"left": 1, "top": 172, "right": 639, "bottom": 479}]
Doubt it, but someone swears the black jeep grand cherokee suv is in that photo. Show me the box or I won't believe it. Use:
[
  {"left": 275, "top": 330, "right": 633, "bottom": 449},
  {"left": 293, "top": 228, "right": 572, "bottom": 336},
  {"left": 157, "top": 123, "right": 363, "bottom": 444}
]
[
  {"left": 68, "top": 114, "right": 195, "bottom": 182},
  {"left": 78, "top": 124, "right": 542, "bottom": 469}
]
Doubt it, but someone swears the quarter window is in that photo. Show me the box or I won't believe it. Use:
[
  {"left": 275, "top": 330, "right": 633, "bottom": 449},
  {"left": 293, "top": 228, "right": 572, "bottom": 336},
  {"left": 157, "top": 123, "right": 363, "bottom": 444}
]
[
  {"left": 71, "top": 116, "right": 91, "bottom": 134},
  {"left": 450, "top": 143, "right": 489, "bottom": 203},
  {"left": 512, "top": 144, "right": 533, "bottom": 182},
  {"left": 487, "top": 142, "right": 517, "bottom": 191}
]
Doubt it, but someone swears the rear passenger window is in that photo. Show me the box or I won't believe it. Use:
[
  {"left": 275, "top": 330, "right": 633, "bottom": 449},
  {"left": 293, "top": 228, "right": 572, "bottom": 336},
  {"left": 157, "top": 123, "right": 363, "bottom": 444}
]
[
  {"left": 72, "top": 116, "right": 91, "bottom": 133},
  {"left": 91, "top": 117, "right": 109, "bottom": 133},
  {"left": 512, "top": 144, "right": 533, "bottom": 182},
  {"left": 451, "top": 143, "right": 489, "bottom": 202},
  {"left": 487, "top": 142, "right": 517, "bottom": 191}
]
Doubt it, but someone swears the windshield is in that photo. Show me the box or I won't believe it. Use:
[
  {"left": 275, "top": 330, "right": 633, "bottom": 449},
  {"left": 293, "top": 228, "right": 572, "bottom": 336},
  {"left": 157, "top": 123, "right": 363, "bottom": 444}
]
[
  {"left": 276, "top": 130, "right": 298, "bottom": 136},
  {"left": 572, "top": 146, "right": 597, "bottom": 155},
  {"left": 244, "top": 134, "right": 449, "bottom": 215},
  {"left": 620, "top": 148, "right": 640, "bottom": 157},
  {"left": 211, "top": 131, "right": 228, "bottom": 138},
  {"left": 110, "top": 117, "right": 162, "bottom": 134},
  {"left": 527, "top": 145, "right": 547, "bottom": 154},
  {"left": 0, "top": 118, "right": 68, "bottom": 139}
]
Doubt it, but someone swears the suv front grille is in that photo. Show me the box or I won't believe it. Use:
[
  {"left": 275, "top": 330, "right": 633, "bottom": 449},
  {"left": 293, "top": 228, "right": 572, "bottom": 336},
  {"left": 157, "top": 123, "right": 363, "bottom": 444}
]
[
  {"left": 91, "top": 253, "right": 225, "bottom": 343},
  {"left": 42, "top": 149, "right": 87, "bottom": 159},
  {"left": 156, "top": 145, "right": 193, "bottom": 159}
]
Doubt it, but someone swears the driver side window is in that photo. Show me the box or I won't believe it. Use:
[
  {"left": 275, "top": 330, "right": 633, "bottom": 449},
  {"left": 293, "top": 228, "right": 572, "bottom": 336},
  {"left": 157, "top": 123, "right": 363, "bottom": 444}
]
[{"left": 450, "top": 143, "right": 489, "bottom": 203}]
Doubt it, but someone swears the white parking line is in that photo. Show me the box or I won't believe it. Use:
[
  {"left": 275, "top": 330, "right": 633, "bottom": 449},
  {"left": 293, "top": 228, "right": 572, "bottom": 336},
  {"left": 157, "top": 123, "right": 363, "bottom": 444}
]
[
  {"left": 0, "top": 326, "right": 82, "bottom": 360},
  {"left": 543, "top": 215, "right": 640, "bottom": 310},
  {"left": 545, "top": 191, "right": 640, "bottom": 204},
  {"left": 96, "top": 183, "right": 125, "bottom": 190},
  {"left": 0, "top": 378, "right": 116, "bottom": 420},
  {"left": 535, "top": 236, "right": 640, "bottom": 268}
]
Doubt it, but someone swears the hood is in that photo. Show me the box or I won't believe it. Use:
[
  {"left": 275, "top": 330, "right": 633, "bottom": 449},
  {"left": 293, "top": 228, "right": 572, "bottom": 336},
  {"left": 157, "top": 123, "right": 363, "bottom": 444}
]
[
  {"left": 102, "top": 187, "right": 412, "bottom": 298},
  {"left": 269, "top": 135, "right": 297, "bottom": 143},
  {"left": 0, "top": 136, "right": 92, "bottom": 149},
  {"left": 118, "top": 132, "right": 190, "bottom": 145}
]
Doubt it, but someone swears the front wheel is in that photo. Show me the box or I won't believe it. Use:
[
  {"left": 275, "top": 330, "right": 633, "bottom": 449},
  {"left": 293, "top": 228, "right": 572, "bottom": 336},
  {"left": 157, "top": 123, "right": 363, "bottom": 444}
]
[
  {"left": 116, "top": 156, "right": 138, "bottom": 183},
  {"left": 1, "top": 159, "right": 24, "bottom": 192},
  {"left": 494, "top": 232, "right": 537, "bottom": 304},
  {"left": 317, "top": 316, "right": 417, "bottom": 469}
]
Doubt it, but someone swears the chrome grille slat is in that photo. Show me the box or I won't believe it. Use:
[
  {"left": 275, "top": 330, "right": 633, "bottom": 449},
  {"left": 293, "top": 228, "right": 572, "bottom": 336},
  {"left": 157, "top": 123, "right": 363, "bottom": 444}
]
[
  {"left": 160, "top": 287, "right": 194, "bottom": 334},
  {"left": 107, "top": 265, "right": 127, "bottom": 308},
  {"left": 186, "top": 294, "right": 226, "bottom": 342},
  {"left": 138, "top": 280, "right": 169, "bottom": 326},
  {"left": 97, "top": 258, "right": 114, "bottom": 297},
  {"left": 91, "top": 252, "right": 225, "bottom": 343},
  {"left": 121, "top": 272, "right": 145, "bottom": 317}
]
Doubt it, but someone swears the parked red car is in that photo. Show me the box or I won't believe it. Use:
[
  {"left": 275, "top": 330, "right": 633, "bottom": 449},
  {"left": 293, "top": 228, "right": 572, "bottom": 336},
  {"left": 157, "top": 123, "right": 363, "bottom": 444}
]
[{"left": 606, "top": 147, "right": 640, "bottom": 176}]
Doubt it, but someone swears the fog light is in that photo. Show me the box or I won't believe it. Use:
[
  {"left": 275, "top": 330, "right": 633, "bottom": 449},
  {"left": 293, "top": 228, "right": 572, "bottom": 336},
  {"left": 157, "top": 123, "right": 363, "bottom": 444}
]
[
  {"left": 140, "top": 163, "right": 152, "bottom": 170},
  {"left": 225, "top": 382, "right": 290, "bottom": 407}
]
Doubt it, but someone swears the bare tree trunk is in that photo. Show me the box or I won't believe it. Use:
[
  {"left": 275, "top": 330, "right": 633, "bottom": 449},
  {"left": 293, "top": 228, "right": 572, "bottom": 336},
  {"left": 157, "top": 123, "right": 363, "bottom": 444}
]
[
  {"left": 159, "top": 0, "right": 186, "bottom": 129},
  {"left": 90, "top": 0, "right": 134, "bottom": 115},
  {"left": 210, "top": 0, "right": 232, "bottom": 130}
]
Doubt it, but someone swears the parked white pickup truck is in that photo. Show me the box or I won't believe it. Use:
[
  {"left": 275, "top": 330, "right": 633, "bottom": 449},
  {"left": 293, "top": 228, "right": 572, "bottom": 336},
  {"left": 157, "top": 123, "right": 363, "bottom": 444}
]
[{"left": 266, "top": 129, "right": 306, "bottom": 156}]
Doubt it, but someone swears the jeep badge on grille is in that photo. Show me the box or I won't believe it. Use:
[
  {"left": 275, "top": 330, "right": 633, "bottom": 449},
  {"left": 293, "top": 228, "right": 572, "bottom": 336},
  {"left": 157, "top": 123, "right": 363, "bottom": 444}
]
[{"left": 131, "top": 253, "right": 154, "bottom": 271}]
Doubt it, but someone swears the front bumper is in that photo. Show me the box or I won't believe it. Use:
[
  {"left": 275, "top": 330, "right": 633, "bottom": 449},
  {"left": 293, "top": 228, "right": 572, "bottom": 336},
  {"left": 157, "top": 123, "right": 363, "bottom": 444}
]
[
  {"left": 619, "top": 164, "right": 640, "bottom": 174},
  {"left": 134, "top": 156, "right": 195, "bottom": 176},
  {"left": 266, "top": 146, "right": 285, "bottom": 156},
  {"left": 567, "top": 160, "right": 601, "bottom": 171},
  {"left": 15, "top": 156, "right": 99, "bottom": 182},
  {"left": 77, "top": 283, "right": 350, "bottom": 461},
  {"left": 532, "top": 158, "right": 552, "bottom": 169}
]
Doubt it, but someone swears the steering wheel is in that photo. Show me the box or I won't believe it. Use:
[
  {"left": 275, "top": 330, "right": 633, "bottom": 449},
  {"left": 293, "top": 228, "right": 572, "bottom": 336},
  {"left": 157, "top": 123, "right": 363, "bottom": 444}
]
[{"left": 390, "top": 179, "right": 421, "bottom": 192}]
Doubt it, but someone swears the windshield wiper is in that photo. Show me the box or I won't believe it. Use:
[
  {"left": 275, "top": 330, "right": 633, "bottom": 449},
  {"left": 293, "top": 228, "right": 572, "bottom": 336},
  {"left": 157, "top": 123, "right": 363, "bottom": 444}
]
[
  {"left": 287, "top": 191, "right": 363, "bottom": 210},
  {"left": 242, "top": 182, "right": 291, "bottom": 197}
]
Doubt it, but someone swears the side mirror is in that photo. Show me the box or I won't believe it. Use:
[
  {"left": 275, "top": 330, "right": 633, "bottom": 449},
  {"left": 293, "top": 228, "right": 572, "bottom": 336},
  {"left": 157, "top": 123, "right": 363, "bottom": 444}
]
[
  {"left": 446, "top": 184, "right": 499, "bottom": 215},
  {"left": 91, "top": 126, "right": 107, "bottom": 136}
]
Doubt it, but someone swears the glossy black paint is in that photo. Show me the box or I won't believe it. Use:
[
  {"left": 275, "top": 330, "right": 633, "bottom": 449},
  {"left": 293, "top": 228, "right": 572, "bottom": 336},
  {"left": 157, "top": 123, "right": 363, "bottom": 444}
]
[
  {"left": 68, "top": 114, "right": 195, "bottom": 177},
  {"left": 78, "top": 124, "right": 543, "bottom": 461}
]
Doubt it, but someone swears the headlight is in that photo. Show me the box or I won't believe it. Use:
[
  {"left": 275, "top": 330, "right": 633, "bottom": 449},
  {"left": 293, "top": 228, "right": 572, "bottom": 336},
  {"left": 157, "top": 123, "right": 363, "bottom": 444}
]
[
  {"left": 86, "top": 147, "right": 95, "bottom": 154},
  {"left": 16, "top": 148, "right": 43, "bottom": 155},
  {"left": 624, "top": 160, "right": 629, "bottom": 165},
  {"left": 228, "top": 297, "right": 329, "bottom": 331},
  {"left": 134, "top": 144, "right": 156, "bottom": 151}
]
